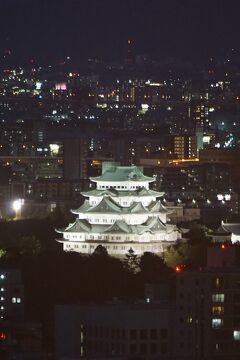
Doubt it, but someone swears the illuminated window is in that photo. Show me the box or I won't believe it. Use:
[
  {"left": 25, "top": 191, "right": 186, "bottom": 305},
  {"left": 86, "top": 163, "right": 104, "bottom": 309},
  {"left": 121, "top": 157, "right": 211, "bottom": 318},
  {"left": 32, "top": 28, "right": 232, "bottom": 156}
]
[
  {"left": 233, "top": 331, "right": 240, "bottom": 341},
  {"left": 212, "top": 294, "right": 224, "bottom": 303},
  {"left": 212, "top": 306, "right": 224, "bottom": 315},
  {"left": 212, "top": 319, "right": 223, "bottom": 328},
  {"left": 213, "top": 277, "right": 223, "bottom": 289},
  {"left": 12, "top": 297, "right": 16, "bottom": 304}
]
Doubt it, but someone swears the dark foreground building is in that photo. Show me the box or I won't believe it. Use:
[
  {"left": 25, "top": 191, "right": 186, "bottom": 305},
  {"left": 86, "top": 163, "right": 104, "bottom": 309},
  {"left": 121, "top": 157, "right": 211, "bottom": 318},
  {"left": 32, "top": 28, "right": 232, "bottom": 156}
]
[{"left": 55, "top": 246, "right": 240, "bottom": 360}]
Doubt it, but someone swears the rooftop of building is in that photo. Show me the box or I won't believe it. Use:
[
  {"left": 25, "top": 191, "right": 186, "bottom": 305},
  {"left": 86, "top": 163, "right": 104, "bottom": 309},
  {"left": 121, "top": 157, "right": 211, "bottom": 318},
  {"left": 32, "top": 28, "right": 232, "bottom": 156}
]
[
  {"left": 57, "top": 216, "right": 177, "bottom": 236},
  {"left": 90, "top": 165, "right": 155, "bottom": 183},
  {"left": 81, "top": 188, "right": 164, "bottom": 198},
  {"left": 222, "top": 221, "right": 240, "bottom": 235},
  {"left": 72, "top": 197, "right": 171, "bottom": 215}
]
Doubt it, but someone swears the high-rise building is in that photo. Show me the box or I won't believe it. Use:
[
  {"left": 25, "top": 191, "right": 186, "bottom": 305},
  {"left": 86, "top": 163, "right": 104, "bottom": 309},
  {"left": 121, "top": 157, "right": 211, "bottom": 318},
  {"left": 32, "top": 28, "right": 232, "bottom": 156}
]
[
  {"left": 174, "top": 246, "right": 240, "bottom": 360},
  {"left": 63, "top": 138, "right": 88, "bottom": 180},
  {"left": 173, "top": 135, "right": 197, "bottom": 159},
  {"left": 190, "top": 101, "right": 209, "bottom": 130},
  {"left": 0, "top": 269, "right": 24, "bottom": 323},
  {"left": 124, "top": 39, "right": 135, "bottom": 66}
]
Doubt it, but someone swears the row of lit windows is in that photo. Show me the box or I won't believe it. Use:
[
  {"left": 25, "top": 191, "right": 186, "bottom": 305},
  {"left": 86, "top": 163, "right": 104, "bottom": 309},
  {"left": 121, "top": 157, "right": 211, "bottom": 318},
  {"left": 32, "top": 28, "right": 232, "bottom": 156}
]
[
  {"left": 12, "top": 297, "right": 21, "bottom": 304},
  {"left": 0, "top": 297, "right": 21, "bottom": 304},
  {"left": 65, "top": 243, "right": 158, "bottom": 251},
  {"left": 98, "top": 185, "right": 144, "bottom": 190}
]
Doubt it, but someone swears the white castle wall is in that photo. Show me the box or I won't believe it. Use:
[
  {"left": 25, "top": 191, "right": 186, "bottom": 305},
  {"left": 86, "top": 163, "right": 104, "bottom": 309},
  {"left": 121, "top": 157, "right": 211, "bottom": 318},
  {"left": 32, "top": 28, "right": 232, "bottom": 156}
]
[
  {"left": 89, "top": 195, "right": 158, "bottom": 207},
  {"left": 62, "top": 240, "right": 173, "bottom": 256},
  {"left": 63, "top": 230, "right": 180, "bottom": 244},
  {"left": 77, "top": 213, "right": 167, "bottom": 225}
]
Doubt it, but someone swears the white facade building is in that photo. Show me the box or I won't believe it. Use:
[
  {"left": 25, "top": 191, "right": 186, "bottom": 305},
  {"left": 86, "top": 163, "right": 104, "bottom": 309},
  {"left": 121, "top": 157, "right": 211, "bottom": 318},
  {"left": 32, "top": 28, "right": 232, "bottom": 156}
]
[{"left": 57, "top": 165, "right": 183, "bottom": 256}]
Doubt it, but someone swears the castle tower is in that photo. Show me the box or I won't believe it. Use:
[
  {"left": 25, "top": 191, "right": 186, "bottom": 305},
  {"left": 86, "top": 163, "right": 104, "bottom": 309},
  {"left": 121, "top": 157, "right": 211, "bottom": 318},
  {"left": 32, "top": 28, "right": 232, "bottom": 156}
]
[{"left": 56, "top": 164, "right": 182, "bottom": 256}]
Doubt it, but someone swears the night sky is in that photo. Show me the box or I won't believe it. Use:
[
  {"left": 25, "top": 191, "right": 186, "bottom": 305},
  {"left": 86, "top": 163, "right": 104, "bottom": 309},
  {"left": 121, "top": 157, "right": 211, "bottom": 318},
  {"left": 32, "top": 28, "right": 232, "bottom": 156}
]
[{"left": 1, "top": 0, "right": 240, "bottom": 64}]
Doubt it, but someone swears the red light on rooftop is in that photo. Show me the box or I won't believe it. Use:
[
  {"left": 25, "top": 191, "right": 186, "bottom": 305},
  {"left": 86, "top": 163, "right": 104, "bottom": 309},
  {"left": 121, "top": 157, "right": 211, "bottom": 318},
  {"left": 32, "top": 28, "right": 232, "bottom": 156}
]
[
  {"left": 175, "top": 264, "right": 186, "bottom": 273},
  {"left": 0, "top": 332, "right": 6, "bottom": 340}
]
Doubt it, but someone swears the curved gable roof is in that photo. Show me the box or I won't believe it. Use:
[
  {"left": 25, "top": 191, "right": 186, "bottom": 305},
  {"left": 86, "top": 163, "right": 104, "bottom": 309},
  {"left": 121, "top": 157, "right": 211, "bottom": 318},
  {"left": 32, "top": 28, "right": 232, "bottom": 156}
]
[{"left": 88, "top": 196, "right": 122, "bottom": 213}]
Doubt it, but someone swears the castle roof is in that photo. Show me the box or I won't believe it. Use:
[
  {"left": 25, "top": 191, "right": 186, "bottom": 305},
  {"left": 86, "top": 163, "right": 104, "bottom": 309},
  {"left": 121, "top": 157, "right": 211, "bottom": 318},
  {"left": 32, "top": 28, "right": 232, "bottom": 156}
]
[
  {"left": 145, "top": 217, "right": 167, "bottom": 233},
  {"left": 90, "top": 166, "right": 154, "bottom": 183},
  {"left": 72, "top": 197, "right": 170, "bottom": 216},
  {"left": 128, "top": 202, "right": 149, "bottom": 214},
  {"left": 104, "top": 220, "right": 130, "bottom": 234},
  {"left": 221, "top": 222, "right": 240, "bottom": 235},
  {"left": 72, "top": 200, "right": 91, "bottom": 214},
  {"left": 59, "top": 216, "right": 177, "bottom": 236},
  {"left": 57, "top": 219, "right": 91, "bottom": 233},
  {"left": 211, "top": 223, "right": 231, "bottom": 236},
  {"left": 88, "top": 197, "right": 122, "bottom": 213},
  {"left": 147, "top": 200, "right": 172, "bottom": 214},
  {"left": 81, "top": 188, "right": 164, "bottom": 198},
  {"left": 72, "top": 197, "right": 122, "bottom": 214}
]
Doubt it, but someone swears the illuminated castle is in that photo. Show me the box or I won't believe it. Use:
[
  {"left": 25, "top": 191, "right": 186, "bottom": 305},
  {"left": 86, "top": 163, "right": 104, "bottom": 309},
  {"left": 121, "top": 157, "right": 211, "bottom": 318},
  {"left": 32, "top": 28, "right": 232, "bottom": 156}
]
[{"left": 57, "top": 164, "right": 182, "bottom": 256}]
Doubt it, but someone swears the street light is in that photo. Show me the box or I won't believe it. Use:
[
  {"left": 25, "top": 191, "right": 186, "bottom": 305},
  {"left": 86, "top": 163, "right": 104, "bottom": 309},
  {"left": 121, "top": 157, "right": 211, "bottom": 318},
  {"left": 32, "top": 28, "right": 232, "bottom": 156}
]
[{"left": 12, "top": 199, "right": 24, "bottom": 220}]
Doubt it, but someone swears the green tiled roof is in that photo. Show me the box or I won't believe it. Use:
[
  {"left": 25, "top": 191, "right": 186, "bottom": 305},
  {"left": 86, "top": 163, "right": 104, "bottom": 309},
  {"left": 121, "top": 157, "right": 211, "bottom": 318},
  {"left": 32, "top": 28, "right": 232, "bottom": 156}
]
[
  {"left": 59, "top": 217, "right": 176, "bottom": 236},
  {"left": 71, "top": 200, "right": 91, "bottom": 214},
  {"left": 59, "top": 219, "right": 91, "bottom": 233},
  {"left": 145, "top": 217, "right": 166, "bottom": 233},
  {"left": 81, "top": 188, "right": 164, "bottom": 197},
  {"left": 148, "top": 201, "right": 172, "bottom": 214},
  {"left": 91, "top": 166, "right": 154, "bottom": 182},
  {"left": 104, "top": 220, "right": 130, "bottom": 234},
  {"left": 129, "top": 202, "right": 149, "bottom": 214},
  {"left": 72, "top": 197, "right": 170, "bottom": 215},
  {"left": 88, "top": 197, "right": 122, "bottom": 213}
]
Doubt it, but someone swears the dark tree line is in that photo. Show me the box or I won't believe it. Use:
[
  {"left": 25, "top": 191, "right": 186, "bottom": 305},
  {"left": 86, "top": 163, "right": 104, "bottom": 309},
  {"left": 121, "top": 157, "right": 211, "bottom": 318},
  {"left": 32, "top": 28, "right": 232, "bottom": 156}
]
[{"left": 0, "top": 216, "right": 213, "bottom": 330}]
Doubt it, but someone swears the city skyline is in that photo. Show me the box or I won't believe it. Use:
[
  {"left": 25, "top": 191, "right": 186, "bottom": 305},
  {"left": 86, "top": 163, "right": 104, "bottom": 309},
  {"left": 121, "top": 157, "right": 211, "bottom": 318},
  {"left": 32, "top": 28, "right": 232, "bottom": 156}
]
[{"left": 1, "top": 1, "right": 240, "bottom": 358}]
